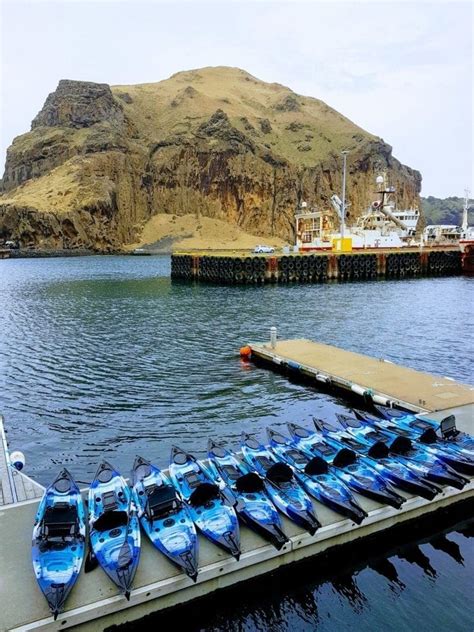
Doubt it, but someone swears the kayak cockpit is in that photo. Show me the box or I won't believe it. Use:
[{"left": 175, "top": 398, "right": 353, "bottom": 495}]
[{"left": 144, "top": 484, "right": 180, "bottom": 520}]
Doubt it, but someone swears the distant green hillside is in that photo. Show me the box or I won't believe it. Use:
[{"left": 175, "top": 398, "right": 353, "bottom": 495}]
[{"left": 422, "top": 196, "right": 473, "bottom": 226}]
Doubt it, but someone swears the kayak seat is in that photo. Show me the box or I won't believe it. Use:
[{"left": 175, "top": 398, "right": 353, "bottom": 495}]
[
  {"left": 285, "top": 449, "right": 308, "bottom": 467},
  {"left": 146, "top": 484, "right": 179, "bottom": 519},
  {"left": 440, "top": 415, "right": 458, "bottom": 439},
  {"left": 101, "top": 491, "right": 119, "bottom": 512},
  {"left": 235, "top": 472, "right": 264, "bottom": 493},
  {"left": 93, "top": 510, "right": 128, "bottom": 531},
  {"left": 255, "top": 456, "right": 275, "bottom": 472},
  {"left": 266, "top": 462, "right": 294, "bottom": 484},
  {"left": 189, "top": 482, "right": 220, "bottom": 506},
  {"left": 419, "top": 428, "right": 438, "bottom": 444},
  {"left": 333, "top": 448, "right": 357, "bottom": 468},
  {"left": 42, "top": 503, "right": 78, "bottom": 539},
  {"left": 221, "top": 464, "right": 241, "bottom": 482},
  {"left": 304, "top": 456, "right": 329, "bottom": 475},
  {"left": 368, "top": 441, "right": 390, "bottom": 459},
  {"left": 390, "top": 436, "right": 413, "bottom": 454}
]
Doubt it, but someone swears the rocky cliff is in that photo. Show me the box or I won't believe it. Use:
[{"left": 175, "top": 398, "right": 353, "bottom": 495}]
[{"left": 0, "top": 67, "right": 421, "bottom": 250}]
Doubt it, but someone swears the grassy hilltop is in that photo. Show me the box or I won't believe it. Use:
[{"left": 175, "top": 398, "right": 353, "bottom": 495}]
[{"left": 0, "top": 67, "right": 421, "bottom": 251}]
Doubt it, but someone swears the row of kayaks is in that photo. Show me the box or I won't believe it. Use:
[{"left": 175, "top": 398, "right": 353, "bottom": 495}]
[{"left": 32, "top": 405, "right": 473, "bottom": 618}]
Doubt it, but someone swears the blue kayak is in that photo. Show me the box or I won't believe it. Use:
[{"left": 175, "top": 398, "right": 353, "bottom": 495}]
[
  {"left": 326, "top": 416, "right": 441, "bottom": 500},
  {"left": 131, "top": 456, "right": 199, "bottom": 581},
  {"left": 240, "top": 432, "right": 320, "bottom": 534},
  {"left": 207, "top": 439, "right": 288, "bottom": 549},
  {"left": 266, "top": 427, "right": 367, "bottom": 524},
  {"left": 288, "top": 422, "right": 405, "bottom": 509},
  {"left": 32, "top": 469, "right": 86, "bottom": 619},
  {"left": 358, "top": 406, "right": 474, "bottom": 475},
  {"left": 168, "top": 446, "right": 240, "bottom": 559},
  {"left": 343, "top": 414, "right": 469, "bottom": 490},
  {"left": 88, "top": 461, "right": 141, "bottom": 598}
]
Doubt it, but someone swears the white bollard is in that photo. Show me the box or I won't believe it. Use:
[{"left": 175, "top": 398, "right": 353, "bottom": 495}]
[{"left": 270, "top": 326, "right": 277, "bottom": 349}]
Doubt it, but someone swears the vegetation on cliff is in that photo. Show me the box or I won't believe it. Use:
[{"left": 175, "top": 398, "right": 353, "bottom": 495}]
[
  {"left": 0, "top": 67, "right": 421, "bottom": 251},
  {"left": 421, "top": 196, "right": 473, "bottom": 226}
]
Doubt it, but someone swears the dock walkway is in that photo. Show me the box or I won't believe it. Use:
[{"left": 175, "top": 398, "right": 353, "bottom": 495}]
[{"left": 0, "top": 416, "right": 44, "bottom": 506}]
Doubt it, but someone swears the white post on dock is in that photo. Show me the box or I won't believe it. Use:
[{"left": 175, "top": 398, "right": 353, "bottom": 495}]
[{"left": 270, "top": 326, "right": 277, "bottom": 349}]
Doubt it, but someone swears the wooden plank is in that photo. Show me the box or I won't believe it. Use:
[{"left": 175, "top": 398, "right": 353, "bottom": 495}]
[
  {"left": 0, "top": 416, "right": 15, "bottom": 506},
  {"left": 250, "top": 339, "right": 474, "bottom": 413}
]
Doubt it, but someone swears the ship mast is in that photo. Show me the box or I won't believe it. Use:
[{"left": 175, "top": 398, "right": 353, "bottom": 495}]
[{"left": 461, "top": 188, "right": 470, "bottom": 233}]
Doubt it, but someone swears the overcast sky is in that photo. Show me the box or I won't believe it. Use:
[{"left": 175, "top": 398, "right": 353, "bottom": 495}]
[{"left": 1, "top": 0, "right": 472, "bottom": 197}]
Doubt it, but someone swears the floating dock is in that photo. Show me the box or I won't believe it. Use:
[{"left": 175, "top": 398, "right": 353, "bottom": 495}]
[
  {"left": 247, "top": 338, "right": 474, "bottom": 414},
  {"left": 171, "top": 248, "right": 462, "bottom": 284},
  {"left": 1, "top": 343, "right": 473, "bottom": 631}
]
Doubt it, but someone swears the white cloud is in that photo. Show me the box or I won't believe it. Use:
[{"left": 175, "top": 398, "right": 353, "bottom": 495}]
[{"left": 0, "top": 0, "right": 472, "bottom": 196}]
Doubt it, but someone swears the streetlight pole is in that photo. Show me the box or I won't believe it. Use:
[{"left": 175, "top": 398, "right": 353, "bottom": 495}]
[{"left": 341, "top": 150, "right": 349, "bottom": 239}]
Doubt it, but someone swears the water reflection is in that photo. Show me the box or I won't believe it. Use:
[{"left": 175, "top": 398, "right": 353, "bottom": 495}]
[
  {"left": 429, "top": 535, "right": 464, "bottom": 565},
  {"left": 397, "top": 545, "right": 437, "bottom": 578},
  {"left": 332, "top": 573, "right": 367, "bottom": 613},
  {"left": 116, "top": 515, "right": 474, "bottom": 632},
  {"left": 368, "top": 558, "right": 406, "bottom": 591}
]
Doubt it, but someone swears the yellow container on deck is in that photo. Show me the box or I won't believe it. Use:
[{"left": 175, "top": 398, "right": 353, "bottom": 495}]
[{"left": 332, "top": 237, "right": 353, "bottom": 252}]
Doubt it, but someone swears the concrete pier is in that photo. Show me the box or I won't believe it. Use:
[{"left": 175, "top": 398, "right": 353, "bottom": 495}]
[{"left": 171, "top": 248, "right": 462, "bottom": 284}]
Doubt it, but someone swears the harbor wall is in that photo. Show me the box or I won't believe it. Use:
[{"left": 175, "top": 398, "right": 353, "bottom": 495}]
[{"left": 171, "top": 249, "right": 461, "bottom": 284}]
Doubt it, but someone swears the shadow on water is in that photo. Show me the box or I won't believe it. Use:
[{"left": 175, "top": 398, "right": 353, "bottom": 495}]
[{"left": 108, "top": 502, "right": 474, "bottom": 632}]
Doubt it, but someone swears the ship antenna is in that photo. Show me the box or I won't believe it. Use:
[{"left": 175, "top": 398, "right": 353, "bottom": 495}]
[{"left": 461, "top": 188, "right": 470, "bottom": 233}]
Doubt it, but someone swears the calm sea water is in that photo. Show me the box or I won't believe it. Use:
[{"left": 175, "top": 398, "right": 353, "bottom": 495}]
[{"left": 0, "top": 255, "right": 472, "bottom": 631}]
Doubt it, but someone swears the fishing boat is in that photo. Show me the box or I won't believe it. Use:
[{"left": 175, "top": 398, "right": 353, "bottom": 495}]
[
  {"left": 459, "top": 189, "right": 474, "bottom": 273},
  {"left": 295, "top": 172, "right": 420, "bottom": 251}
]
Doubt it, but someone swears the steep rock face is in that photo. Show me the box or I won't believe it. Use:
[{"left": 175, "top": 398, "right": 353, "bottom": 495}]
[
  {"left": 0, "top": 68, "right": 421, "bottom": 250},
  {"left": 31, "top": 80, "right": 125, "bottom": 130}
]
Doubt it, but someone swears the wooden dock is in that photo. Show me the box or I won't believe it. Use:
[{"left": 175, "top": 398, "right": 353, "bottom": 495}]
[
  {"left": 0, "top": 416, "right": 44, "bottom": 506},
  {"left": 248, "top": 338, "right": 474, "bottom": 416},
  {"left": 171, "top": 248, "right": 462, "bottom": 284}
]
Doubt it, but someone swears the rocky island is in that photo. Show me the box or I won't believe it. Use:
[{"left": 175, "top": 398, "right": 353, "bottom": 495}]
[{"left": 0, "top": 67, "right": 421, "bottom": 252}]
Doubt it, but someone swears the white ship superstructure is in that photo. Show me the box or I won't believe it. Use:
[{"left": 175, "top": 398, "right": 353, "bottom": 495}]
[{"left": 295, "top": 172, "right": 420, "bottom": 250}]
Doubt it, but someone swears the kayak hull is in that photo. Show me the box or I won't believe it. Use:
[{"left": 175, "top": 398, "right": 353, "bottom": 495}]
[
  {"left": 132, "top": 456, "right": 199, "bottom": 581},
  {"left": 32, "top": 469, "right": 86, "bottom": 619},
  {"left": 88, "top": 461, "right": 141, "bottom": 596}
]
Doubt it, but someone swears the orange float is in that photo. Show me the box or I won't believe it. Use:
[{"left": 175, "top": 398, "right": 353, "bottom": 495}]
[{"left": 239, "top": 345, "right": 252, "bottom": 360}]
